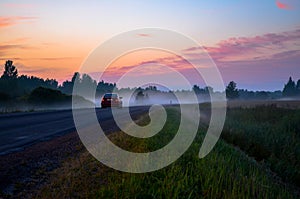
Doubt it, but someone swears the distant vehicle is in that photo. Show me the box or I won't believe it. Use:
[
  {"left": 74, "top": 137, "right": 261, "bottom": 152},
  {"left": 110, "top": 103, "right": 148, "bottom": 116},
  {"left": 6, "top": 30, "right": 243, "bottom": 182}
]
[{"left": 101, "top": 93, "right": 122, "bottom": 108}]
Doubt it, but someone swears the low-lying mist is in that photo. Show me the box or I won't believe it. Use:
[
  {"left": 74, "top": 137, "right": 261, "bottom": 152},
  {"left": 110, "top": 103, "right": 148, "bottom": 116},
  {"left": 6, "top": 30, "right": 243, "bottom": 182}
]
[{"left": 93, "top": 90, "right": 224, "bottom": 108}]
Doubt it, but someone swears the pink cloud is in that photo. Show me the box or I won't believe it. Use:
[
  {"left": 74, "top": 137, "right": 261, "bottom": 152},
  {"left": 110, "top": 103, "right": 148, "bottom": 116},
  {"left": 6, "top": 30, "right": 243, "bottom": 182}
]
[
  {"left": 182, "top": 29, "right": 300, "bottom": 90},
  {"left": 185, "top": 29, "right": 300, "bottom": 63},
  {"left": 276, "top": 0, "right": 291, "bottom": 10},
  {"left": 100, "top": 55, "right": 193, "bottom": 80},
  {"left": 101, "top": 29, "right": 300, "bottom": 82},
  {"left": 137, "top": 33, "right": 151, "bottom": 37},
  {"left": 0, "top": 16, "right": 37, "bottom": 28}
]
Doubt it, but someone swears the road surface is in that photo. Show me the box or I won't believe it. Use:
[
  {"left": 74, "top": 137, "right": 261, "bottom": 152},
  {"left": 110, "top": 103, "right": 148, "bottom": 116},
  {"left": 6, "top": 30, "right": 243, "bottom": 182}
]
[{"left": 0, "top": 106, "right": 150, "bottom": 155}]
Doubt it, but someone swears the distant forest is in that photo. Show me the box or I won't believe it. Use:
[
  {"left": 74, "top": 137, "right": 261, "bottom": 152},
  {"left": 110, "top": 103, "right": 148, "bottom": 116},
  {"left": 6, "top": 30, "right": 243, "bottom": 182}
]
[{"left": 0, "top": 60, "right": 300, "bottom": 103}]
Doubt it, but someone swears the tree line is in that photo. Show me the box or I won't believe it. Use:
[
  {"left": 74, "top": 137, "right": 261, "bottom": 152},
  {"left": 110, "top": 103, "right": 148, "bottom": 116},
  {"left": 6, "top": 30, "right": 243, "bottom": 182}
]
[
  {"left": 0, "top": 60, "right": 117, "bottom": 101},
  {"left": 225, "top": 77, "right": 300, "bottom": 100},
  {"left": 0, "top": 60, "right": 299, "bottom": 101}
]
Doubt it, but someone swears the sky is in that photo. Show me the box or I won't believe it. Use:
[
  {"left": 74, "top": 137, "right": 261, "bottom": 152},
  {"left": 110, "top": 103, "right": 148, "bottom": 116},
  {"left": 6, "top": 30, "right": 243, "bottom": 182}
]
[{"left": 0, "top": 0, "right": 299, "bottom": 91}]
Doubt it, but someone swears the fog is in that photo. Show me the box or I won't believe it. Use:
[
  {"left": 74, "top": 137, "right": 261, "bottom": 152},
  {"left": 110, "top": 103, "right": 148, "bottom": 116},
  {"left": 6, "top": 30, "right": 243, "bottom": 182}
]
[
  {"left": 0, "top": 103, "right": 72, "bottom": 113},
  {"left": 3, "top": 90, "right": 299, "bottom": 113},
  {"left": 0, "top": 97, "right": 94, "bottom": 113},
  {"left": 92, "top": 90, "right": 228, "bottom": 108}
]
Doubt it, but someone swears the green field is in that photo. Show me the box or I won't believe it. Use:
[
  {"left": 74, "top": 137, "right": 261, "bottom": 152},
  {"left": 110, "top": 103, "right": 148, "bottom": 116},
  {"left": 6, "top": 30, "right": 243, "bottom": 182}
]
[
  {"left": 222, "top": 106, "right": 300, "bottom": 187},
  {"left": 37, "top": 106, "right": 300, "bottom": 198}
]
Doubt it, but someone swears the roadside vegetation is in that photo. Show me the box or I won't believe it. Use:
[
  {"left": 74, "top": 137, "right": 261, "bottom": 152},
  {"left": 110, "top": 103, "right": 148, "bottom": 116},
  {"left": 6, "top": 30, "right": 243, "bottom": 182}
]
[
  {"left": 0, "top": 87, "right": 92, "bottom": 113},
  {"left": 36, "top": 107, "right": 299, "bottom": 198},
  {"left": 222, "top": 105, "right": 300, "bottom": 187}
]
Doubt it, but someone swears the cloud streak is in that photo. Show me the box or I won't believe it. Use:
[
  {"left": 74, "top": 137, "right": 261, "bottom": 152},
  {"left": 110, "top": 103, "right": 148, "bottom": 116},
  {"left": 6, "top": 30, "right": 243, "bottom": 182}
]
[
  {"left": 0, "top": 57, "right": 77, "bottom": 62},
  {"left": 0, "top": 44, "right": 34, "bottom": 51},
  {"left": 137, "top": 33, "right": 151, "bottom": 37},
  {"left": 185, "top": 29, "right": 300, "bottom": 63},
  {"left": 0, "top": 16, "right": 37, "bottom": 28},
  {"left": 0, "top": 44, "right": 38, "bottom": 56},
  {"left": 101, "top": 55, "right": 194, "bottom": 80}
]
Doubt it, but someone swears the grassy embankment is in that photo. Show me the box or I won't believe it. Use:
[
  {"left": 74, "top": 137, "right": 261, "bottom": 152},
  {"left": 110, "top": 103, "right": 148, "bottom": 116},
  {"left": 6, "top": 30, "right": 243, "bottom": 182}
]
[
  {"left": 37, "top": 106, "right": 299, "bottom": 198},
  {"left": 222, "top": 105, "right": 300, "bottom": 187},
  {"left": 0, "top": 87, "right": 92, "bottom": 113}
]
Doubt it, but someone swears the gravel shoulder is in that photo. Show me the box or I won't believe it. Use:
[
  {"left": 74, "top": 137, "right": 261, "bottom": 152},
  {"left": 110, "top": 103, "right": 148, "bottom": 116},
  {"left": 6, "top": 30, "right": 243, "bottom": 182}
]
[
  {"left": 0, "top": 131, "right": 84, "bottom": 198},
  {"left": 0, "top": 106, "right": 151, "bottom": 198}
]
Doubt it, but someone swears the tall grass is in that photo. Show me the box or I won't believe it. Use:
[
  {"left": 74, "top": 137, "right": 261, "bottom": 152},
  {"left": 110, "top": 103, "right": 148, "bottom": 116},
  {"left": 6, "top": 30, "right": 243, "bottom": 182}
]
[
  {"left": 222, "top": 105, "right": 300, "bottom": 187},
  {"left": 37, "top": 107, "right": 298, "bottom": 198}
]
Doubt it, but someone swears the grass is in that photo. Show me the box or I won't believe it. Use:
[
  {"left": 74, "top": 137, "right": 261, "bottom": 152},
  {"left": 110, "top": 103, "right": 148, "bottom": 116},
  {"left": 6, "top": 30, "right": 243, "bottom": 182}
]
[
  {"left": 221, "top": 105, "right": 300, "bottom": 187},
  {"left": 36, "top": 106, "right": 299, "bottom": 198}
]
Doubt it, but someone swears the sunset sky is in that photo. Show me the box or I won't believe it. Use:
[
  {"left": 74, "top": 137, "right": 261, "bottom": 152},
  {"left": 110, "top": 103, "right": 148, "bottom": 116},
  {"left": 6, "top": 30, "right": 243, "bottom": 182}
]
[{"left": 0, "top": 0, "right": 299, "bottom": 91}]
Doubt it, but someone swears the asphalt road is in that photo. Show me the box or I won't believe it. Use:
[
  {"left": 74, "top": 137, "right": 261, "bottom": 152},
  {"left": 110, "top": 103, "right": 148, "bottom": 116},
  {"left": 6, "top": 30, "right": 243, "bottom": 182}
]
[{"left": 0, "top": 106, "right": 150, "bottom": 155}]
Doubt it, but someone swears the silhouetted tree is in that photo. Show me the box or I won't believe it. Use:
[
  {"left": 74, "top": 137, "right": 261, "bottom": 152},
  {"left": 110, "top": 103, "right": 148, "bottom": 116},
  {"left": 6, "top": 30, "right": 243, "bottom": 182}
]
[
  {"left": 0, "top": 60, "right": 19, "bottom": 97},
  {"left": 204, "top": 86, "right": 213, "bottom": 94},
  {"left": 0, "top": 92, "right": 10, "bottom": 101},
  {"left": 59, "top": 72, "right": 79, "bottom": 94},
  {"left": 135, "top": 88, "right": 145, "bottom": 103},
  {"left": 192, "top": 85, "right": 201, "bottom": 94},
  {"left": 70, "top": 73, "right": 97, "bottom": 98},
  {"left": 283, "top": 77, "right": 296, "bottom": 97},
  {"left": 146, "top": 86, "right": 157, "bottom": 91},
  {"left": 96, "top": 80, "right": 116, "bottom": 95},
  {"left": 255, "top": 91, "right": 269, "bottom": 99},
  {"left": 238, "top": 89, "right": 255, "bottom": 99},
  {"left": 2, "top": 60, "right": 18, "bottom": 79},
  {"left": 16, "top": 75, "right": 58, "bottom": 94},
  {"left": 296, "top": 79, "right": 300, "bottom": 96},
  {"left": 28, "top": 87, "right": 67, "bottom": 104},
  {"left": 192, "top": 85, "right": 208, "bottom": 94},
  {"left": 71, "top": 72, "right": 80, "bottom": 83},
  {"left": 60, "top": 72, "right": 118, "bottom": 96},
  {"left": 226, "top": 81, "right": 239, "bottom": 99},
  {"left": 45, "top": 78, "right": 58, "bottom": 89}
]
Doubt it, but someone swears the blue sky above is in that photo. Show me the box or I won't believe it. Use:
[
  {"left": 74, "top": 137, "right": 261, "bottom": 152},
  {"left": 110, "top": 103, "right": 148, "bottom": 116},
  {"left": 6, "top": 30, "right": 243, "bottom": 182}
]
[{"left": 0, "top": 0, "right": 299, "bottom": 90}]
